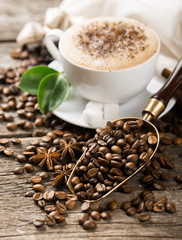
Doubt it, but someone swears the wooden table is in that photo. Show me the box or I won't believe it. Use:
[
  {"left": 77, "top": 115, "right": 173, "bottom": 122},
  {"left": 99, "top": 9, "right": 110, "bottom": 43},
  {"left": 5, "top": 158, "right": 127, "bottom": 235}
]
[{"left": 0, "top": 1, "right": 182, "bottom": 239}]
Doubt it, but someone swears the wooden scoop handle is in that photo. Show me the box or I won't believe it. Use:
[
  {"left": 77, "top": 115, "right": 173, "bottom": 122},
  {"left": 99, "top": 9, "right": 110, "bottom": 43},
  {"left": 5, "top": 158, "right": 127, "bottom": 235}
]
[
  {"left": 143, "top": 58, "right": 182, "bottom": 120},
  {"left": 152, "top": 58, "right": 182, "bottom": 106}
]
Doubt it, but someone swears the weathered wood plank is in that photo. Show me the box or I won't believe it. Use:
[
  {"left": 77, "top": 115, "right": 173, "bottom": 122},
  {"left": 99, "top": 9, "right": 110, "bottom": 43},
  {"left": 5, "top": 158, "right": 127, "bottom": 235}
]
[
  {"left": 0, "top": 137, "right": 181, "bottom": 239},
  {"left": 0, "top": 0, "right": 61, "bottom": 41}
]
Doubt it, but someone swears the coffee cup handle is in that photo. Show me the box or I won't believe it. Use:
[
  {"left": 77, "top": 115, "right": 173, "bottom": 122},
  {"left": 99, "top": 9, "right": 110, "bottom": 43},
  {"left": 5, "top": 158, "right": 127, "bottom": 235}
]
[{"left": 44, "top": 29, "right": 63, "bottom": 62}]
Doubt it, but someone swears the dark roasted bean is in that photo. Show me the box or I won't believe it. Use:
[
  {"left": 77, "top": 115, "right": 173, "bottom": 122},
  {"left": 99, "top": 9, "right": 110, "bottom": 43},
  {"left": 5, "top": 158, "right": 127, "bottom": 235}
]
[
  {"left": 166, "top": 202, "right": 176, "bottom": 213},
  {"left": 78, "top": 213, "right": 89, "bottom": 225},
  {"left": 138, "top": 213, "right": 150, "bottom": 222},
  {"left": 83, "top": 220, "right": 97, "bottom": 230}
]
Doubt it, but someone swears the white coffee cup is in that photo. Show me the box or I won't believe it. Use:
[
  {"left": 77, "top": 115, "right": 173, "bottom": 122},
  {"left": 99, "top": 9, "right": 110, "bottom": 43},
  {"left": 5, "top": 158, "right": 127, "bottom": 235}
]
[{"left": 44, "top": 17, "right": 160, "bottom": 104}]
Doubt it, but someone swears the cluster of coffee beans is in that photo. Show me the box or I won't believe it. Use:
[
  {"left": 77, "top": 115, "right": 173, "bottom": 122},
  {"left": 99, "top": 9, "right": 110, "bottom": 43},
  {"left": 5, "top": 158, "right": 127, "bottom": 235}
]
[
  {"left": 78, "top": 200, "right": 119, "bottom": 230},
  {"left": 72, "top": 119, "right": 158, "bottom": 201},
  {"left": 122, "top": 189, "right": 176, "bottom": 222}
]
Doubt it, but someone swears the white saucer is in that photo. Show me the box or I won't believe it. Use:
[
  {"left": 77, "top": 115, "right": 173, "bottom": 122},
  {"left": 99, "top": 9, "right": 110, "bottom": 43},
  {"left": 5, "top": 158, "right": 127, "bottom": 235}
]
[{"left": 49, "top": 60, "right": 176, "bottom": 129}]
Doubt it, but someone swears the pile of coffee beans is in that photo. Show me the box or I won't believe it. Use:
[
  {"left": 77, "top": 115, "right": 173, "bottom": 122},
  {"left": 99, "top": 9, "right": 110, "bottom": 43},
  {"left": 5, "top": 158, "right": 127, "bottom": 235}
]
[
  {"left": 121, "top": 190, "right": 176, "bottom": 222},
  {"left": 1, "top": 45, "right": 181, "bottom": 231},
  {"left": 72, "top": 119, "right": 158, "bottom": 201}
]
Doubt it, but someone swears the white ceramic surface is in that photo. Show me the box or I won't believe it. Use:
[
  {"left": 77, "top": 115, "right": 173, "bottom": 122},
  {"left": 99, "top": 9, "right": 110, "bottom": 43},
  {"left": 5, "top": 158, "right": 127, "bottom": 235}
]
[
  {"left": 49, "top": 60, "right": 176, "bottom": 129},
  {"left": 44, "top": 19, "right": 160, "bottom": 104}
]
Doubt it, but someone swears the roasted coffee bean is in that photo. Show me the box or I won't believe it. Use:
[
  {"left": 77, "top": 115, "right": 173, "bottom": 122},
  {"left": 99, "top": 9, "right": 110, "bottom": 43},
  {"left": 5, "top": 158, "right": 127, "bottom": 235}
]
[
  {"left": 121, "top": 186, "right": 134, "bottom": 194},
  {"left": 24, "top": 163, "right": 34, "bottom": 172},
  {"left": 83, "top": 220, "right": 97, "bottom": 230},
  {"left": 30, "top": 176, "right": 42, "bottom": 184},
  {"left": 153, "top": 203, "right": 165, "bottom": 213},
  {"left": 33, "top": 219, "right": 45, "bottom": 228},
  {"left": 154, "top": 196, "right": 167, "bottom": 206},
  {"left": 74, "top": 183, "right": 84, "bottom": 192},
  {"left": 152, "top": 159, "right": 160, "bottom": 170},
  {"left": 95, "top": 183, "right": 106, "bottom": 193},
  {"left": 56, "top": 202, "right": 67, "bottom": 214},
  {"left": 160, "top": 172, "right": 170, "bottom": 181},
  {"left": 78, "top": 213, "right": 89, "bottom": 225},
  {"left": 121, "top": 201, "right": 131, "bottom": 211},
  {"left": 33, "top": 184, "right": 45, "bottom": 192},
  {"left": 101, "top": 211, "right": 111, "bottom": 220},
  {"left": 81, "top": 202, "right": 90, "bottom": 212},
  {"left": 166, "top": 202, "right": 176, "bottom": 213},
  {"left": 92, "top": 192, "right": 102, "bottom": 200},
  {"left": 174, "top": 137, "right": 182, "bottom": 145},
  {"left": 108, "top": 200, "right": 119, "bottom": 211},
  {"left": 65, "top": 199, "right": 77, "bottom": 210},
  {"left": 45, "top": 215, "right": 56, "bottom": 226},
  {"left": 87, "top": 168, "right": 99, "bottom": 178},
  {"left": 153, "top": 180, "right": 164, "bottom": 190},
  {"left": 24, "top": 191, "right": 34, "bottom": 197},
  {"left": 145, "top": 200, "right": 153, "bottom": 211},
  {"left": 55, "top": 215, "right": 66, "bottom": 223},
  {"left": 38, "top": 200, "right": 47, "bottom": 208},
  {"left": 142, "top": 174, "right": 153, "bottom": 183},
  {"left": 39, "top": 171, "right": 49, "bottom": 180},
  {"left": 4, "top": 148, "right": 14, "bottom": 156},
  {"left": 138, "top": 213, "right": 150, "bottom": 222},
  {"left": 55, "top": 191, "right": 67, "bottom": 200},
  {"left": 44, "top": 205, "right": 56, "bottom": 213},
  {"left": 0, "top": 138, "right": 9, "bottom": 145},
  {"left": 137, "top": 202, "right": 145, "bottom": 213},
  {"left": 111, "top": 145, "right": 122, "bottom": 154},
  {"left": 126, "top": 207, "right": 136, "bottom": 216},
  {"left": 34, "top": 118, "right": 43, "bottom": 127},
  {"left": 175, "top": 174, "right": 182, "bottom": 183},
  {"left": 33, "top": 193, "right": 43, "bottom": 202},
  {"left": 10, "top": 138, "right": 21, "bottom": 145},
  {"left": 148, "top": 135, "right": 158, "bottom": 145},
  {"left": 131, "top": 197, "right": 142, "bottom": 207},
  {"left": 43, "top": 190, "right": 54, "bottom": 201},
  {"left": 143, "top": 192, "right": 154, "bottom": 201},
  {"left": 14, "top": 167, "right": 24, "bottom": 175},
  {"left": 90, "top": 211, "right": 101, "bottom": 220}
]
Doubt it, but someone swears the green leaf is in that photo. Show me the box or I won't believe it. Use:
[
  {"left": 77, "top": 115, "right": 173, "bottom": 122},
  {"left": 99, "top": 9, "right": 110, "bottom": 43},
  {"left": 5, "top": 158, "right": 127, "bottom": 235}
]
[
  {"left": 18, "top": 66, "right": 58, "bottom": 95},
  {"left": 38, "top": 73, "right": 69, "bottom": 114}
]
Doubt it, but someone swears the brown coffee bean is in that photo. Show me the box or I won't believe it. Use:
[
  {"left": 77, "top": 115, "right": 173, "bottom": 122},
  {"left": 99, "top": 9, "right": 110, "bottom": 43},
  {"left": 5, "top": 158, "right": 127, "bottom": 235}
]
[
  {"left": 33, "top": 193, "right": 43, "bottom": 201},
  {"left": 111, "top": 145, "right": 122, "bottom": 154},
  {"left": 90, "top": 211, "right": 101, "bottom": 220},
  {"left": 174, "top": 137, "right": 182, "bottom": 145},
  {"left": 121, "top": 186, "right": 134, "bottom": 194},
  {"left": 101, "top": 211, "right": 111, "bottom": 220},
  {"left": 65, "top": 199, "right": 77, "bottom": 210},
  {"left": 83, "top": 220, "right": 97, "bottom": 230},
  {"left": 95, "top": 183, "right": 106, "bottom": 193},
  {"left": 78, "top": 213, "right": 89, "bottom": 225},
  {"left": 55, "top": 191, "right": 67, "bottom": 200},
  {"left": 166, "top": 202, "right": 176, "bottom": 213},
  {"left": 108, "top": 200, "right": 119, "bottom": 211},
  {"left": 38, "top": 200, "right": 47, "bottom": 208},
  {"left": 30, "top": 176, "right": 42, "bottom": 184},
  {"left": 122, "top": 201, "right": 131, "bottom": 211},
  {"left": 24, "top": 191, "right": 34, "bottom": 197},
  {"left": 145, "top": 200, "right": 153, "bottom": 211},
  {"left": 14, "top": 167, "right": 24, "bottom": 175},
  {"left": 16, "top": 154, "right": 26, "bottom": 163},
  {"left": 44, "top": 205, "right": 56, "bottom": 213},
  {"left": 43, "top": 190, "right": 54, "bottom": 201},
  {"left": 161, "top": 136, "right": 172, "bottom": 145},
  {"left": 131, "top": 197, "right": 142, "bottom": 207},
  {"left": 87, "top": 168, "right": 99, "bottom": 178},
  {"left": 4, "top": 148, "right": 14, "bottom": 156},
  {"left": 148, "top": 135, "right": 158, "bottom": 145},
  {"left": 138, "top": 213, "right": 150, "bottom": 222},
  {"left": 33, "top": 219, "right": 45, "bottom": 228},
  {"left": 152, "top": 159, "right": 160, "bottom": 170},
  {"left": 127, "top": 154, "right": 138, "bottom": 163},
  {"left": 176, "top": 174, "right": 182, "bottom": 183},
  {"left": 153, "top": 203, "right": 165, "bottom": 213},
  {"left": 153, "top": 180, "right": 164, "bottom": 190},
  {"left": 142, "top": 174, "right": 153, "bottom": 183},
  {"left": 56, "top": 202, "right": 67, "bottom": 214},
  {"left": 33, "top": 184, "right": 44, "bottom": 192},
  {"left": 39, "top": 171, "right": 49, "bottom": 180},
  {"left": 55, "top": 215, "right": 66, "bottom": 223},
  {"left": 154, "top": 196, "right": 167, "bottom": 206},
  {"left": 81, "top": 201, "right": 90, "bottom": 212},
  {"left": 126, "top": 207, "right": 136, "bottom": 216},
  {"left": 74, "top": 183, "right": 84, "bottom": 192},
  {"left": 0, "top": 138, "right": 9, "bottom": 145},
  {"left": 45, "top": 215, "right": 56, "bottom": 227},
  {"left": 24, "top": 163, "right": 34, "bottom": 172},
  {"left": 10, "top": 138, "right": 21, "bottom": 145},
  {"left": 137, "top": 202, "right": 145, "bottom": 213}
]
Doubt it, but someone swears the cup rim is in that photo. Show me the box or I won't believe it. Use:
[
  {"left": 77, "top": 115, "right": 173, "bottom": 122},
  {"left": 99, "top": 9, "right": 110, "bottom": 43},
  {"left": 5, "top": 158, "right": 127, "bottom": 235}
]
[{"left": 58, "top": 22, "right": 161, "bottom": 73}]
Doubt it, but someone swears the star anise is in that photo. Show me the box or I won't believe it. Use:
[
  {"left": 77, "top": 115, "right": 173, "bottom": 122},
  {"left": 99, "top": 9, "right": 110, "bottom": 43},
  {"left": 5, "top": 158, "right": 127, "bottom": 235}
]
[
  {"left": 52, "top": 163, "right": 75, "bottom": 187},
  {"left": 58, "top": 139, "right": 82, "bottom": 161},
  {"left": 30, "top": 147, "right": 61, "bottom": 171}
]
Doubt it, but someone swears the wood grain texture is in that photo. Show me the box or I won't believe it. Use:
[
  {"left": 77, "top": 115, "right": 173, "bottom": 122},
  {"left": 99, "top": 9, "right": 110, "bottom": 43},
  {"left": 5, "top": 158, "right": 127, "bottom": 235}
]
[{"left": 0, "top": 0, "right": 182, "bottom": 239}]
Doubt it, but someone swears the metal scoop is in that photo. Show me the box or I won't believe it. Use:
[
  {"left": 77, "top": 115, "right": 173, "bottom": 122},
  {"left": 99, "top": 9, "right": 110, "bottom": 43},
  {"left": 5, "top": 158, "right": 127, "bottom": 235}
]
[{"left": 67, "top": 58, "right": 182, "bottom": 202}]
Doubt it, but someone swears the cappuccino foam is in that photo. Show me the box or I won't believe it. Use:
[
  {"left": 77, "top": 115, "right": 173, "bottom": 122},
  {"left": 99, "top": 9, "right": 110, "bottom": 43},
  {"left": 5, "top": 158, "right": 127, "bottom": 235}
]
[{"left": 61, "top": 17, "right": 159, "bottom": 71}]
